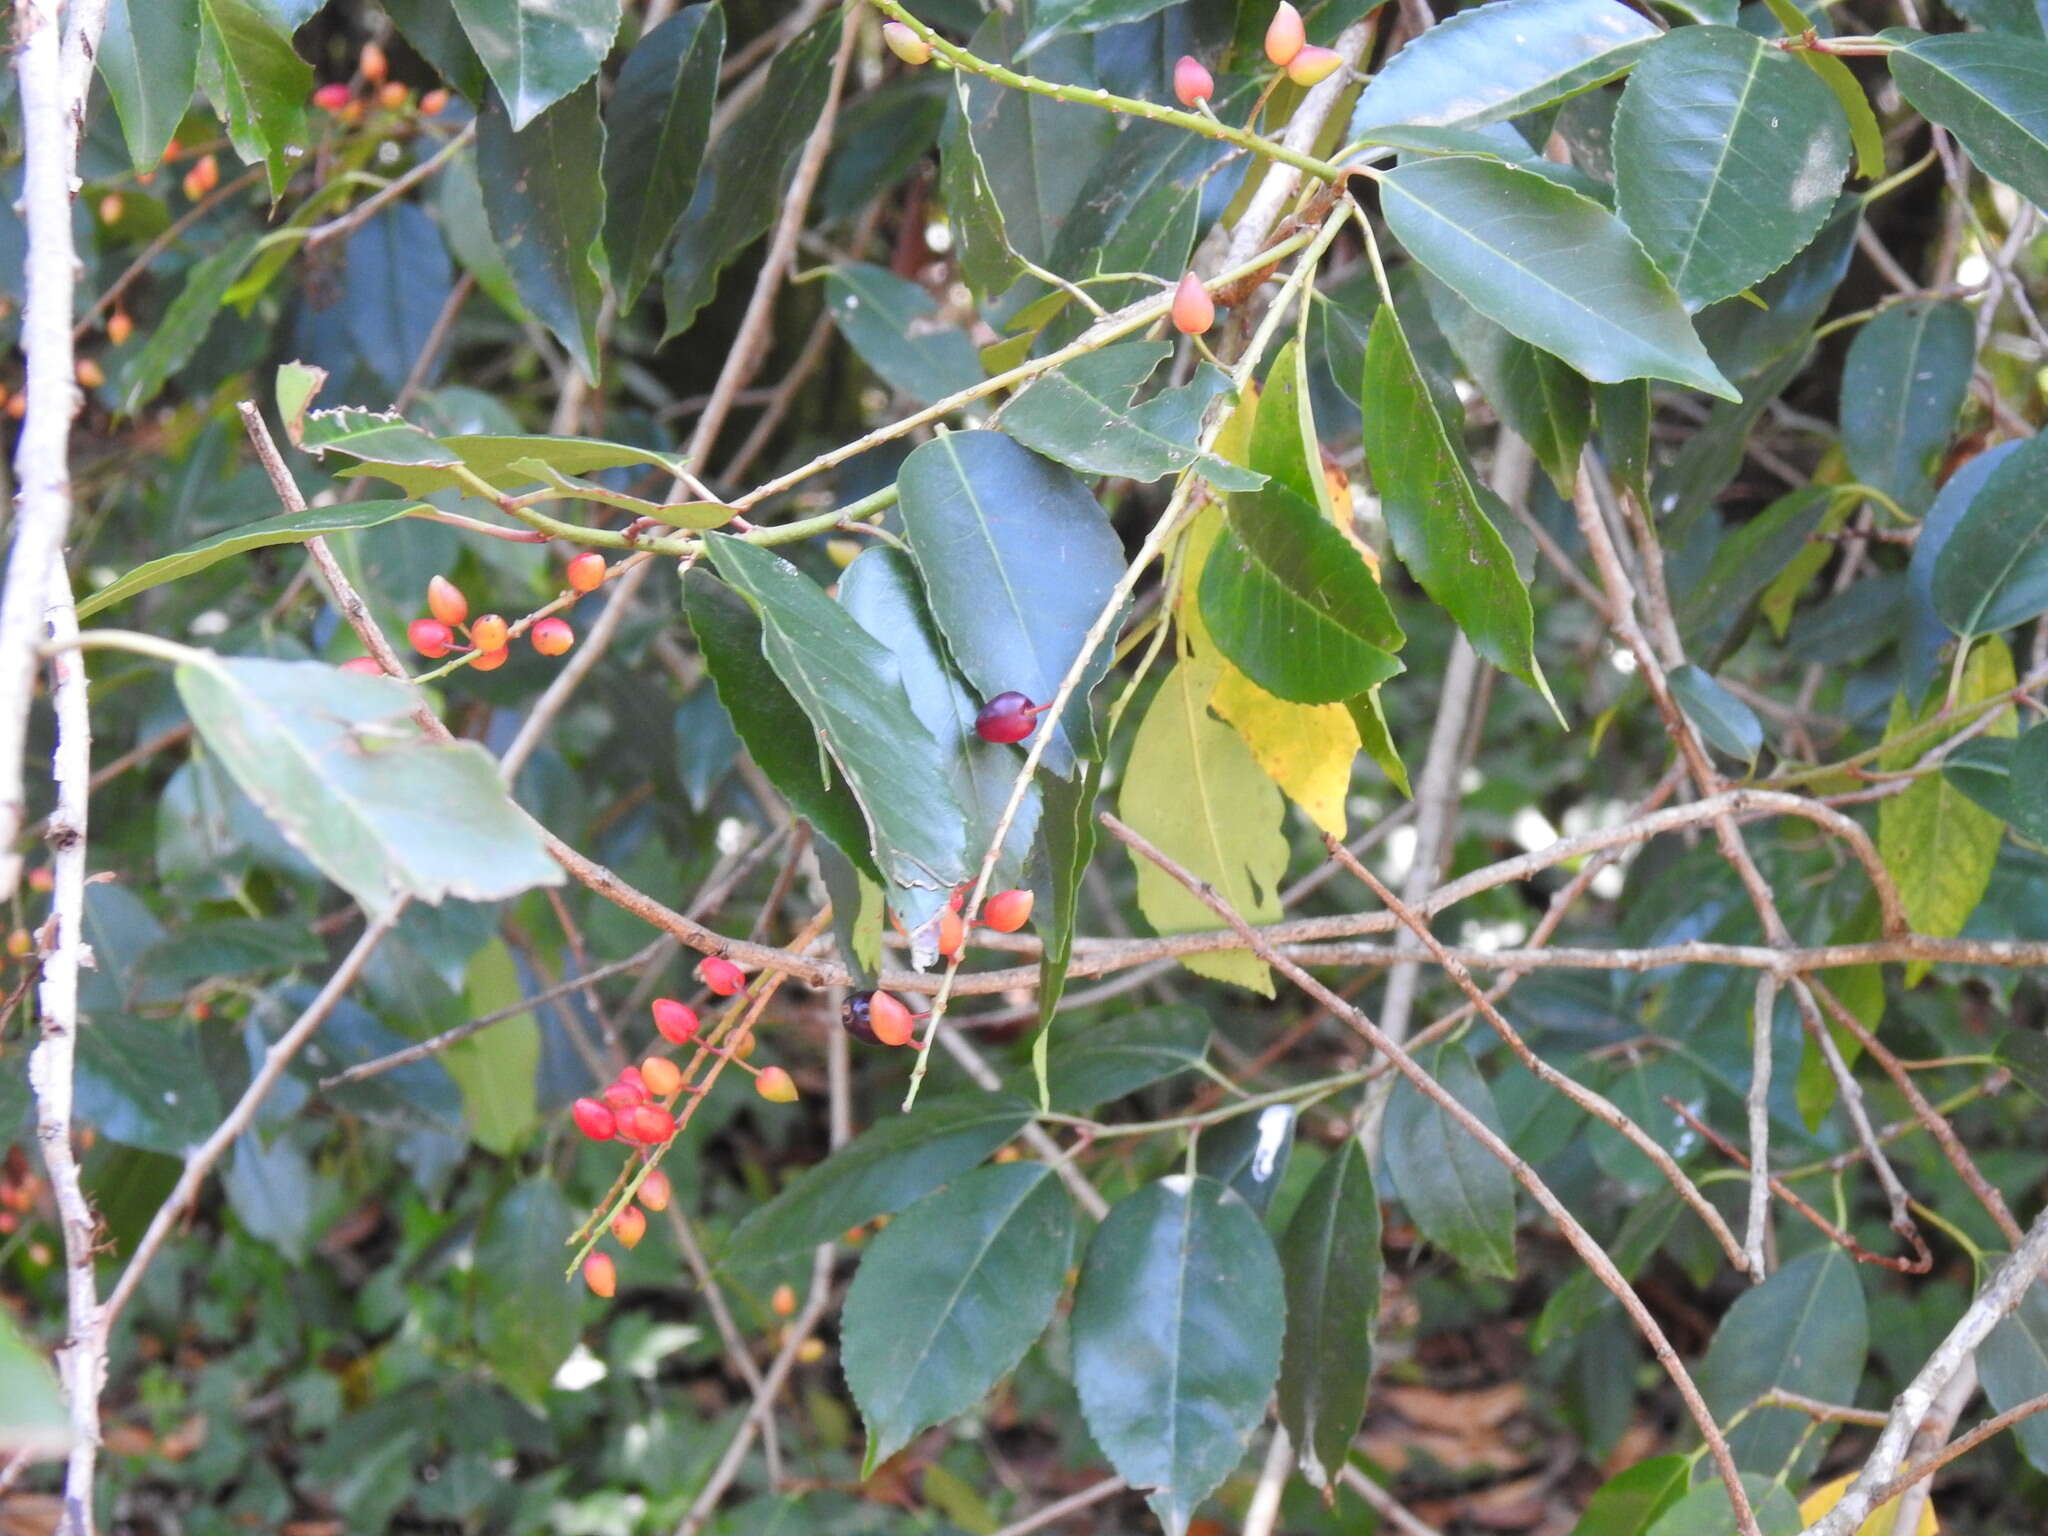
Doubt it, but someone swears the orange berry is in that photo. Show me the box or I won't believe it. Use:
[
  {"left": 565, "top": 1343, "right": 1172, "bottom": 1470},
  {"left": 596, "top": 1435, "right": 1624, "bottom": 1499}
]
[
  {"left": 7, "top": 394, "right": 25, "bottom": 420},
  {"left": 106, "top": 310, "right": 133, "bottom": 346},
  {"left": 771, "top": 1282, "right": 797, "bottom": 1317},
  {"left": 1265, "top": 2, "right": 1306, "bottom": 67},
  {"left": 565, "top": 551, "right": 606, "bottom": 592},
  {"left": 754, "top": 1066, "right": 798, "bottom": 1104},
  {"left": 1285, "top": 44, "right": 1342, "bottom": 88},
  {"left": 359, "top": 40, "right": 388, "bottom": 85},
  {"left": 192, "top": 154, "right": 219, "bottom": 193},
  {"left": 97, "top": 193, "right": 123, "bottom": 224},
  {"left": 378, "top": 81, "right": 410, "bottom": 111},
  {"left": 531, "top": 617, "right": 574, "bottom": 656},
  {"left": 180, "top": 168, "right": 206, "bottom": 203},
  {"left": 7, "top": 930, "right": 31, "bottom": 959},
  {"left": 583, "top": 1251, "right": 617, "bottom": 1298},
  {"left": 1173, "top": 56, "right": 1214, "bottom": 108},
  {"left": 881, "top": 21, "right": 932, "bottom": 66},
  {"left": 697, "top": 956, "right": 745, "bottom": 996},
  {"left": 427, "top": 574, "right": 467, "bottom": 626},
  {"left": 641, "top": 1056, "right": 683, "bottom": 1098},
  {"left": 468, "top": 612, "right": 508, "bottom": 651},
  {"left": 982, "top": 888, "right": 1035, "bottom": 933},
  {"left": 26, "top": 866, "right": 52, "bottom": 894},
  {"left": 407, "top": 617, "right": 454, "bottom": 658},
  {"left": 75, "top": 358, "right": 104, "bottom": 390},
  {"left": 1171, "top": 271, "right": 1214, "bottom": 336},
  {"left": 867, "top": 990, "right": 917, "bottom": 1048},
  {"left": 420, "top": 88, "right": 450, "bottom": 116},
  {"left": 637, "top": 1168, "right": 672, "bottom": 1212},
  {"left": 936, "top": 907, "right": 967, "bottom": 960},
  {"left": 470, "top": 646, "right": 509, "bottom": 672},
  {"left": 612, "top": 1204, "right": 647, "bottom": 1249}
]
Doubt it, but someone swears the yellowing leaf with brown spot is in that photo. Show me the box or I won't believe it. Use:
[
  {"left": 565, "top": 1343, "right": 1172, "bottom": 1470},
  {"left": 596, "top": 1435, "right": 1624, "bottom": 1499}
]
[
  {"left": 1210, "top": 663, "right": 1357, "bottom": 839},
  {"left": 1797, "top": 1473, "right": 1938, "bottom": 1535}
]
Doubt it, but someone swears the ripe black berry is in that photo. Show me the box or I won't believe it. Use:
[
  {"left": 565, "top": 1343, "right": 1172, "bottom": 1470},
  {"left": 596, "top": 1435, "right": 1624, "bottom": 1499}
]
[{"left": 842, "top": 991, "right": 883, "bottom": 1046}]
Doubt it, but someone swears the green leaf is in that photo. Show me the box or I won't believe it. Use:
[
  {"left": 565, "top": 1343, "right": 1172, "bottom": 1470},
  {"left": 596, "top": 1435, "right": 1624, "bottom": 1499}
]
[
  {"left": 1000, "top": 342, "right": 1264, "bottom": 491},
  {"left": 77, "top": 1015, "right": 222, "bottom": 1155},
  {"left": 825, "top": 263, "right": 982, "bottom": 406},
  {"left": 1891, "top": 34, "right": 2048, "bottom": 212},
  {"left": 385, "top": 0, "right": 489, "bottom": 103},
  {"left": 1196, "top": 1105, "right": 1296, "bottom": 1218},
  {"left": 1383, "top": 1041, "right": 1517, "bottom": 1279},
  {"left": 699, "top": 537, "right": 970, "bottom": 890},
  {"left": 1381, "top": 157, "right": 1737, "bottom": 399},
  {"left": 1597, "top": 379, "right": 1653, "bottom": 503},
  {"left": 1995, "top": 1027, "right": 2048, "bottom": 1105},
  {"left": 100, "top": 0, "right": 201, "bottom": 173},
  {"left": 1613, "top": 26, "right": 1850, "bottom": 311},
  {"left": 1348, "top": 687, "right": 1411, "bottom": 798},
  {"left": 939, "top": 73, "right": 1025, "bottom": 301},
  {"left": 2003, "top": 725, "right": 2048, "bottom": 843},
  {"left": 1841, "top": 299, "right": 1975, "bottom": 515},
  {"left": 1879, "top": 639, "right": 2017, "bottom": 972},
  {"left": 1668, "top": 665, "right": 1764, "bottom": 769},
  {"left": 77, "top": 500, "right": 424, "bottom": 619},
  {"left": 1533, "top": 1190, "right": 1680, "bottom": 1348},
  {"left": 472, "top": 1180, "right": 579, "bottom": 1402},
  {"left": 1589, "top": 1056, "right": 1710, "bottom": 1189},
  {"left": 723, "top": 1093, "right": 1036, "bottom": 1267},
  {"left": 1013, "top": 1006, "right": 1210, "bottom": 1113},
  {"left": 1696, "top": 1248, "right": 1868, "bottom": 1480},
  {"left": 815, "top": 836, "right": 884, "bottom": 990},
  {"left": 663, "top": 19, "right": 837, "bottom": 339},
  {"left": 682, "top": 570, "right": 876, "bottom": 878},
  {"left": 1361, "top": 304, "right": 1540, "bottom": 689},
  {"left": 223, "top": 1128, "right": 321, "bottom": 1262},
  {"left": 838, "top": 547, "right": 1038, "bottom": 891},
  {"left": 1350, "top": 0, "right": 1658, "bottom": 135},
  {"left": 173, "top": 656, "right": 565, "bottom": 917},
  {"left": 1933, "top": 431, "right": 2048, "bottom": 638},
  {"left": 439, "top": 940, "right": 538, "bottom": 1154},
  {"left": 1694, "top": 195, "right": 1858, "bottom": 383},
  {"left": 1019, "top": 0, "right": 1180, "bottom": 53},
  {"left": 1567, "top": 1454, "right": 1689, "bottom": 1536},
  {"left": 1118, "top": 653, "right": 1289, "bottom": 995},
  {"left": 895, "top": 431, "right": 1127, "bottom": 778},
  {"left": 1032, "top": 759, "right": 1101, "bottom": 1066},
  {"left": 1645, "top": 1476, "right": 1803, "bottom": 1536},
  {"left": 119, "top": 234, "right": 261, "bottom": 414},
  {"left": 1071, "top": 1176, "right": 1285, "bottom": 1536},
  {"left": 196, "top": 0, "right": 311, "bottom": 198},
  {"left": 1420, "top": 270, "right": 1592, "bottom": 497},
  {"left": 1945, "top": 728, "right": 2048, "bottom": 844},
  {"left": 452, "top": 0, "right": 620, "bottom": 131},
  {"left": 1980, "top": 1277, "right": 2048, "bottom": 1472},
  {"left": 477, "top": 80, "right": 607, "bottom": 384},
  {"left": 843, "top": 1164, "right": 1075, "bottom": 1472},
  {"left": 337, "top": 435, "right": 686, "bottom": 495},
  {"left": 1674, "top": 484, "right": 1834, "bottom": 668},
  {"left": 1277, "top": 1139, "right": 1382, "bottom": 1490},
  {"left": 0, "top": 1313, "right": 69, "bottom": 1458},
  {"left": 602, "top": 4, "right": 723, "bottom": 307}
]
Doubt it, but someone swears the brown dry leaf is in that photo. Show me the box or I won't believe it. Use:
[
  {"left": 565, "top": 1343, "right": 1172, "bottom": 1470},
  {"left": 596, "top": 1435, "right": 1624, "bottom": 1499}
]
[
  {"left": 1382, "top": 1381, "right": 1527, "bottom": 1433},
  {"left": 0, "top": 1493, "right": 62, "bottom": 1536},
  {"left": 158, "top": 1414, "right": 207, "bottom": 1461},
  {"left": 1361, "top": 1425, "right": 1521, "bottom": 1475},
  {"left": 100, "top": 1421, "right": 153, "bottom": 1458}
]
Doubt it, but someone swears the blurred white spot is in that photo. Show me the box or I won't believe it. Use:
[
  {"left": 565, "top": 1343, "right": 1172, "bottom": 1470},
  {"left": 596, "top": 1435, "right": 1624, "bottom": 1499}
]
[
  {"left": 1591, "top": 863, "right": 1626, "bottom": 899},
  {"left": 1957, "top": 251, "right": 1990, "bottom": 288},
  {"left": 715, "top": 817, "right": 748, "bottom": 855},
  {"left": 552, "top": 1343, "right": 609, "bottom": 1392},
  {"left": 925, "top": 220, "right": 954, "bottom": 253},
  {"left": 189, "top": 610, "right": 229, "bottom": 637},
  {"left": 1609, "top": 646, "right": 1638, "bottom": 675},
  {"left": 1250, "top": 1106, "right": 1292, "bottom": 1180},
  {"left": 1382, "top": 824, "right": 1419, "bottom": 885},
  {"left": 1511, "top": 805, "right": 1559, "bottom": 853}
]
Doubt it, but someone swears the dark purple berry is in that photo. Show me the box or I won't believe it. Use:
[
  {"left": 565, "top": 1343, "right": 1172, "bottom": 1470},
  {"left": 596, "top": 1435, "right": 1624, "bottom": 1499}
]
[
  {"left": 841, "top": 991, "right": 882, "bottom": 1046},
  {"left": 976, "top": 691, "right": 1043, "bottom": 744}
]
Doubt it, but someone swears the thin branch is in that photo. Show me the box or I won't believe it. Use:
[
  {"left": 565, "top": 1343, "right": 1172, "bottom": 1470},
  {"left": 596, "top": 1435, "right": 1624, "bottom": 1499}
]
[
  {"left": 983, "top": 1475, "right": 1129, "bottom": 1536},
  {"left": 1339, "top": 1465, "right": 1446, "bottom": 1536},
  {"left": 1746, "top": 974, "right": 1778, "bottom": 1279},
  {"left": 1861, "top": 1389, "right": 2048, "bottom": 1514},
  {"left": 302, "top": 121, "right": 476, "bottom": 251}
]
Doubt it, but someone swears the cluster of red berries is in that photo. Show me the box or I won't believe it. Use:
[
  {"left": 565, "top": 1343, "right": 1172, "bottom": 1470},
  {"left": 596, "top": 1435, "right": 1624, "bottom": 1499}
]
[
  {"left": 403, "top": 557, "right": 604, "bottom": 671},
  {"left": 310, "top": 42, "right": 451, "bottom": 120}
]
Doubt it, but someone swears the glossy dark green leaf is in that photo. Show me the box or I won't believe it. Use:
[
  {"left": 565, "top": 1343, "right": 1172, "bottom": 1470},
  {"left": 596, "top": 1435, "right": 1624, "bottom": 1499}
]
[
  {"left": 1196, "top": 1105, "right": 1295, "bottom": 1217},
  {"left": 843, "top": 1164, "right": 1075, "bottom": 1471},
  {"left": 1381, "top": 157, "right": 1737, "bottom": 399},
  {"left": 1277, "top": 1139, "right": 1382, "bottom": 1489},
  {"left": 1905, "top": 440, "right": 2018, "bottom": 695},
  {"left": 1891, "top": 34, "right": 2048, "bottom": 212},
  {"left": 939, "top": 74, "right": 1025, "bottom": 301},
  {"left": 1019, "top": 0, "right": 1180, "bottom": 53},
  {"left": 452, "top": 0, "right": 620, "bottom": 130},
  {"left": 77, "top": 501, "right": 424, "bottom": 619},
  {"left": 384, "top": 0, "right": 489, "bottom": 103},
  {"left": 825, "top": 263, "right": 982, "bottom": 406},
  {"left": 1696, "top": 1247, "right": 1867, "bottom": 1479},
  {"left": 663, "top": 20, "right": 837, "bottom": 339},
  {"left": 1001, "top": 343, "right": 1262, "bottom": 490},
  {"left": 1614, "top": 26, "right": 1849, "bottom": 310},
  {"left": 1695, "top": 193, "right": 1858, "bottom": 382},
  {"left": 119, "top": 234, "right": 261, "bottom": 414},
  {"left": 1420, "top": 270, "right": 1591, "bottom": 497},
  {"left": 815, "top": 836, "right": 884, "bottom": 990},
  {"left": 1384, "top": 1042, "right": 1517, "bottom": 1278},
  {"left": 472, "top": 1180, "right": 579, "bottom": 1401},
  {"left": 1945, "top": 723, "right": 2048, "bottom": 841},
  {"left": 1981, "top": 1278, "right": 2048, "bottom": 1472},
  {"left": 174, "top": 657, "right": 565, "bottom": 918},
  {"left": 723, "top": 1093, "right": 1035, "bottom": 1267},
  {"left": 1669, "top": 665, "right": 1764, "bottom": 770},
  {"left": 1994, "top": 1026, "right": 2048, "bottom": 1106},
  {"left": 196, "top": 0, "right": 311, "bottom": 197},
  {"left": 1933, "top": 431, "right": 2048, "bottom": 637},
  {"left": 77, "top": 1015, "right": 222, "bottom": 1155},
  {"left": 1644, "top": 1475, "right": 1802, "bottom": 1536},
  {"left": 1588, "top": 1054, "right": 1711, "bottom": 1189},
  {"left": 1533, "top": 1189, "right": 1680, "bottom": 1350},
  {"left": 683, "top": 570, "right": 877, "bottom": 877},
  {"left": 1014, "top": 1006, "right": 1209, "bottom": 1112},
  {"left": 895, "top": 431, "right": 1126, "bottom": 779},
  {"left": 1361, "top": 304, "right": 1540, "bottom": 688},
  {"left": 1841, "top": 299, "right": 1975, "bottom": 515},
  {"left": 602, "top": 5, "right": 723, "bottom": 307},
  {"left": 337, "top": 436, "right": 686, "bottom": 495},
  {"left": 224, "top": 1128, "right": 320, "bottom": 1262},
  {"left": 1675, "top": 487, "right": 1833, "bottom": 665},
  {"left": 1597, "top": 379, "right": 1652, "bottom": 503},
  {"left": 131, "top": 917, "right": 325, "bottom": 990},
  {"left": 1566, "top": 1453, "right": 1688, "bottom": 1536},
  {"left": 101, "top": 0, "right": 201, "bottom": 173},
  {"left": 477, "top": 81, "right": 607, "bottom": 383},
  {"left": 1350, "top": 0, "right": 1657, "bottom": 135},
  {"left": 700, "top": 537, "right": 969, "bottom": 890},
  {"left": 837, "top": 546, "right": 1038, "bottom": 891},
  {"left": 0, "top": 1313, "right": 68, "bottom": 1457},
  {"left": 1032, "top": 759, "right": 1101, "bottom": 1066},
  {"left": 1072, "top": 1176, "right": 1284, "bottom": 1536},
  {"left": 1650, "top": 344, "right": 1809, "bottom": 538}
]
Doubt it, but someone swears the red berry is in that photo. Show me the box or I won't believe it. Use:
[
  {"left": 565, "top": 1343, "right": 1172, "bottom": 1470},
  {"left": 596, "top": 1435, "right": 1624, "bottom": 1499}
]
[
  {"left": 359, "top": 40, "right": 389, "bottom": 85},
  {"left": 616, "top": 1066, "right": 649, "bottom": 1098},
  {"left": 1286, "top": 44, "right": 1342, "bottom": 87},
  {"left": 566, "top": 551, "right": 606, "bottom": 592},
  {"left": 754, "top": 1066, "right": 798, "bottom": 1104},
  {"left": 312, "top": 81, "right": 353, "bottom": 113},
  {"left": 882, "top": 21, "right": 932, "bottom": 66},
  {"left": 641, "top": 1056, "right": 683, "bottom": 1097},
  {"left": 421, "top": 88, "right": 450, "bottom": 115},
  {"left": 625, "top": 1103, "right": 676, "bottom": 1143},
  {"left": 975, "top": 691, "right": 1042, "bottom": 744},
  {"left": 652, "top": 998, "right": 699, "bottom": 1045},
  {"left": 571, "top": 1097, "right": 617, "bottom": 1141},
  {"left": 868, "top": 991, "right": 918, "bottom": 1047},
  {"left": 637, "top": 1169, "right": 672, "bottom": 1212},
  {"left": 602, "top": 1081, "right": 645, "bottom": 1114},
  {"left": 583, "top": 1251, "right": 616, "bottom": 1298},
  {"left": 1265, "top": 2, "right": 1306, "bottom": 67},
  {"left": 531, "top": 617, "right": 574, "bottom": 656},
  {"left": 471, "top": 646, "right": 510, "bottom": 672},
  {"left": 937, "top": 907, "right": 967, "bottom": 961},
  {"left": 408, "top": 618, "right": 454, "bottom": 658},
  {"left": 427, "top": 574, "right": 467, "bottom": 626},
  {"left": 612, "top": 1205, "right": 647, "bottom": 1249},
  {"left": 983, "top": 888, "right": 1036, "bottom": 933},
  {"left": 1171, "top": 271, "right": 1215, "bottom": 336},
  {"left": 698, "top": 956, "right": 745, "bottom": 996},
  {"left": 1173, "top": 56, "right": 1214, "bottom": 108},
  {"left": 339, "top": 656, "right": 384, "bottom": 676},
  {"left": 469, "top": 613, "right": 508, "bottom": 652}
]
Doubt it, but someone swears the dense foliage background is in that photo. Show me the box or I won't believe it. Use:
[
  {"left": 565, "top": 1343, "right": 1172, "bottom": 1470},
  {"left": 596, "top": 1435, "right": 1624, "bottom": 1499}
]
[{"left": 4, "top": 1, "right": 2048, "bottom": 1534}]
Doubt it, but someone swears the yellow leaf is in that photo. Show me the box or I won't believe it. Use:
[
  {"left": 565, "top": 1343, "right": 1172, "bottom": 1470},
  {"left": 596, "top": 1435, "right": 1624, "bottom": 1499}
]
[
  {"left": 1797, "top": 1473, "right": 1939, "bottom": 1535},
  {"left": 1210, "top": 663, "right": 1357, "bottom": 839}
]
